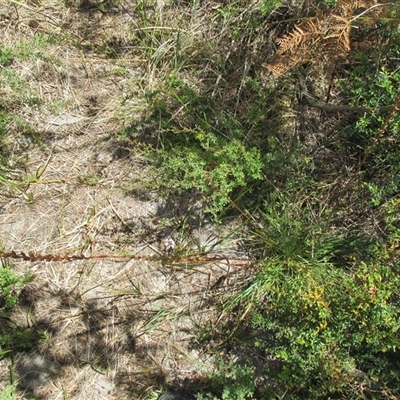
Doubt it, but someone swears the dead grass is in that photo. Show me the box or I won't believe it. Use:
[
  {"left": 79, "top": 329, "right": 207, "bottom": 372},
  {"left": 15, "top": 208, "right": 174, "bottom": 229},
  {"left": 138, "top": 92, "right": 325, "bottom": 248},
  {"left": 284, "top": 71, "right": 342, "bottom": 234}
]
[
  {"left": 1, "top": 143, "right": 246, "bottom": 399},
  {"left": 0, "top": 1, "right": 259, "bottom": 399},
  {"left": 0, "top": 117, "right": 245, "bottom": 397}
]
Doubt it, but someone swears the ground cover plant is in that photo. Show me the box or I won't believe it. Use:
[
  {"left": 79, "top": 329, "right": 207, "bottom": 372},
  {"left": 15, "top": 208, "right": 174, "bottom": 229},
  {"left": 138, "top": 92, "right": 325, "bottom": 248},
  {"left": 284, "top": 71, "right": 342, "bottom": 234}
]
[{"left": 0, "top": 0, "right": 400, "bottom": 399}]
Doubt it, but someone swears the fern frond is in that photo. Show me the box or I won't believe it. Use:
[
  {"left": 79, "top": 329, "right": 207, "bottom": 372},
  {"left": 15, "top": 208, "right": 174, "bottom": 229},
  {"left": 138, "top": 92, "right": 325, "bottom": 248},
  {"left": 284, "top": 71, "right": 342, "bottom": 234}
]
[
  {"left": 337, "top": 0, "right": 378, "bottom": 18},
  {"left": 276, "top": 18, "right": 321, "bottom": 55},
  {"left": 262, "top": 0, "right": 380, "bottom": 78},
  {"left": 264, "top": 47, "right": 313, "bottom": 78},
  {"left": 323, "top": 15, "right": 351, "bottom": 55},
  {"left": 263, "top": 61, "right": 293, "bottom": 78}
]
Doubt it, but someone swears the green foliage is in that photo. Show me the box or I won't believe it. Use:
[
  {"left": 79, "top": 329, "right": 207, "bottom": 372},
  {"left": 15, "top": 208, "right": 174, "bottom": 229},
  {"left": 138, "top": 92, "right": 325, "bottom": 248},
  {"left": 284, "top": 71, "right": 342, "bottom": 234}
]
[
  {"left": 254, "top": 197, "right": 365, "bottom": 265},
  {"left": 0, "top": 33, "right": 62, "bottom": 107},
  {"left": 383, "top": 198, "right": 400, "bottom": 251},
  {"left": 0, "top": 68, "right": 41, "bottom": 106},
  {"left": 0, "top": 48, "right": 13, "bottom": 66},
  {"left": 0, "top": 34, "right": 61, "bottom": 174},
  {"left": 145, "top": 79, "right": 264, "bottom": 215},
  {"left": 0, "top": 259, "right": 39, "bottom": 353},
  {"left": 0, "top": 33, "right": 63, "bottom": 61},
  {"left": 0, "top": 261, "right": 33, "bottom": 311},
  {"left": 198, "top": 360, "right": 256, "bottom": 400},
  {"left": 156, "top": 139, "right": 262, "bottom": 215},
  {"left": 260, "top": 0, "right": 282, "bottom": 15},
  {"left": 250, "top": 256, "right": 400, "bottom": 398},
  {"left": 0, "top": 324, "right": 47, "bottom": 352},
  {"left": 0, "top": 384, "right": 17, "bottom": 400},
  {"left": 339, "top": 13, "right": 400, "bottom": 194},
  {"left": 221, "top": 192, "right": 400, "bottom": 398}
]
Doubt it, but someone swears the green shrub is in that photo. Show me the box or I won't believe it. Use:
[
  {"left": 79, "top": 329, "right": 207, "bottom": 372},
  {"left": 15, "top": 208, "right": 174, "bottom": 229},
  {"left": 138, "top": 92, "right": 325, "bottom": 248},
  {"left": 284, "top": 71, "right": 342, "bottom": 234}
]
[
  {"left": 144, "top": 79, "right": 264, "bottom": 215},
  {"left": 250, "top": 257, "right": 400, "bottom": 398},
  {"left": 0, "top": 261, "right": 33, "bottom": 311},
  {"left": 0, "top": 48, "right": 13, "bottom": 66},
  {"left": 155, "top": 138, "right": 263, "bottom": 215},
  {"left": 198, "top": 360, "right": 256, "bottom": 400},
  {"left": 221, "top": 194, "right": 400, "bottom": 398},
  {"left": 0, "top": 259, "right": 38, "bottom": 353}
]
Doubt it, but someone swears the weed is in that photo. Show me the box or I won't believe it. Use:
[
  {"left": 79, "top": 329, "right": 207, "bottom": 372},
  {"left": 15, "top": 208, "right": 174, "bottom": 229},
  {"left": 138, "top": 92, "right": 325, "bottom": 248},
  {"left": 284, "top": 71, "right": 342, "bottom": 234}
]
[
  {"left": 0, "top": 384, "right": 17, "bottom": 400},
  {"left": 0, "top": 259, "right": 33, "bottom": 311},
  {"left": 0, "top": 48, "right": 13, "bottom": 66},
  {"left": 142, "top": 74, "right": 268, "bottom": 216},
  {"left": 0, "top": 257, "right": 41, "bottom": 355},
  {"left": 198, "top": 360, "right": 256, "bottom": 400}
]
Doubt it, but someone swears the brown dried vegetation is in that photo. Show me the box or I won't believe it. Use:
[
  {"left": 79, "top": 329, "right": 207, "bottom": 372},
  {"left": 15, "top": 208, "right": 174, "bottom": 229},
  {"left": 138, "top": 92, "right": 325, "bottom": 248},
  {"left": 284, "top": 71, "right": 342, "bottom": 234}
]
[{"left": 264, "top": 0, "right": 383, "bottom": 77}]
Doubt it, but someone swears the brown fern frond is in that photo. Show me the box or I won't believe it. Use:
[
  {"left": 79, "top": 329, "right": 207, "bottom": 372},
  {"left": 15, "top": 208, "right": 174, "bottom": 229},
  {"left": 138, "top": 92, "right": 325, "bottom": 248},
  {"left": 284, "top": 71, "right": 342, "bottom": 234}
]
[
  {"left": 275, "top": 26, "right": 307, "bottom": 54},
  {"left": 262, "top": 0, "right": 381, "bottom": 78},
  {"left": 262, "top": 61, "right": 293, "bottom": 78},
  {"left": 264, "top": 18, "right": 321, "bottom": 77},
  {"left": 276, "top": 18, "right": 322, "bottom": 55},
  {"left": 323, "top": 14, "right": 351, "bottom": 56},
  {"left": 336, "top": 0, "right": 376, "bottom": 18},
  {"left": 264, "top": 52, "right": 308, "bottom": 78}
]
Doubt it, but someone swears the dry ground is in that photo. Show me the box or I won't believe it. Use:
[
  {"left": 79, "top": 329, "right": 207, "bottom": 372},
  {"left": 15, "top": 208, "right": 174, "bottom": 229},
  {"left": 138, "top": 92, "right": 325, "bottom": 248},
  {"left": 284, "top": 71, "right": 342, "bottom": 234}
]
[{"left": 0, "top": 1, "right": 256, "bottom": 398}]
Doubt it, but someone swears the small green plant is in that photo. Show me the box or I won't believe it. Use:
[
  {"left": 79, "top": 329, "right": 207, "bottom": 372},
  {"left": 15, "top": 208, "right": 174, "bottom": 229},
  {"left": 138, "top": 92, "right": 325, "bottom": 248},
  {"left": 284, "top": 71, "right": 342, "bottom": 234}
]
[
  {"left": 0, "top": 258, "right": 39, "bottom": 354},
  {"left": 0, "top": 384, "right": 17, "bottom": 400},
  {"left": 260, "top": 0, "right": 282, "bottom": 15},
  {"left": 142, "top": 78, "right": 265, "bottom": 216},
  {"left": 0, "top": 48, "right": 13, "bottom": 66},
  {"left": 156, "top": 138, "right": 263, "bottom": 215},
  {"left": 0, "top": 260, "right": 33, "bottom": 311},
  {"left": 10, "top": 33, "right": 62, "bottom": 62},
  {"left": 0, "top": 33, "right": 63, "bottom": 107},
  {"left": 198, "top": 360, "right": 256, "bottom": 400},
  {"left": 0, "top": 67, "right": 41, "bottom": 106}
]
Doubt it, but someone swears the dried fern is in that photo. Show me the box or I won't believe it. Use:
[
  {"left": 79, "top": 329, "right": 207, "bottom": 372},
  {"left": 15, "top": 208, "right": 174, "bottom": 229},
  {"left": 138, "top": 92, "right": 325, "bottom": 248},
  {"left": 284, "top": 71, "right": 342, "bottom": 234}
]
[
  {"left": 276, "top": 18, "right": 322, "bottom": 55},
  {"left": 323, "top": 15, "right": 351, "bottom": 56},
  {"left": 338, "top": 0, "right": 374, "bottom": 18},
  {"left": 263, "top": 0, "right": 379, "bottom": 78}
]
